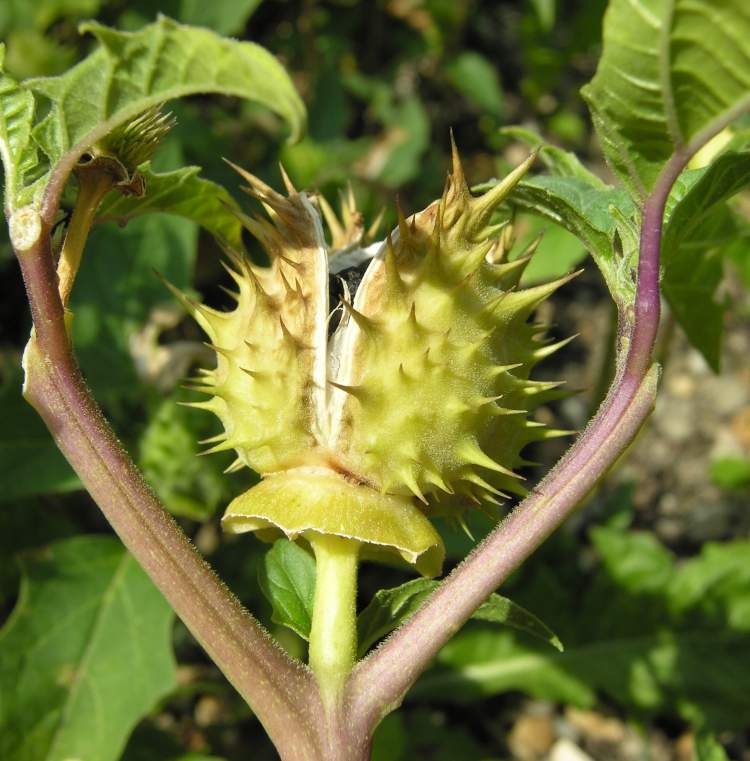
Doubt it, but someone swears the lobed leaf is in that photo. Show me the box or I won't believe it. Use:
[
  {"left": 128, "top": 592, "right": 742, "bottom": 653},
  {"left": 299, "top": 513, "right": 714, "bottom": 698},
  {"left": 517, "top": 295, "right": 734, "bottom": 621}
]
[
  {"left": 0, "top": 536, "right": 176, "bottom": 761},
  {"left": 4, "top": 15, "right": 305, "bottom": 209}
]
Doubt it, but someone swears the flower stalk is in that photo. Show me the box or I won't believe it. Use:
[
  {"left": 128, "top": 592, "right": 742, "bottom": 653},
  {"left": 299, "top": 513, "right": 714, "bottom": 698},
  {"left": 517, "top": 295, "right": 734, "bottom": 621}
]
[{"left": 309, "top": 534, "right": 361, "bottom": 705}]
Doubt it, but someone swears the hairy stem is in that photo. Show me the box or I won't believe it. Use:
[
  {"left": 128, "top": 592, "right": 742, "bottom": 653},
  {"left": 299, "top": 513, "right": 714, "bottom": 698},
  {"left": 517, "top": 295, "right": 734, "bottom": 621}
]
[
  {"left": 309, "top": 535, "right": 360, "bottom": 706},
  {"left": 14, "top": 224, "right": 324, "bottom": 760}
]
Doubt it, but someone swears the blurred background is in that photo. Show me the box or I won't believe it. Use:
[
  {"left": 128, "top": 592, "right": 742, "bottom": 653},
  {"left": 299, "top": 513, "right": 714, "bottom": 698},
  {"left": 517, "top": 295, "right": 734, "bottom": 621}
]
[{"left": 1, "top": 1, "right": 749, "bottom": 760}]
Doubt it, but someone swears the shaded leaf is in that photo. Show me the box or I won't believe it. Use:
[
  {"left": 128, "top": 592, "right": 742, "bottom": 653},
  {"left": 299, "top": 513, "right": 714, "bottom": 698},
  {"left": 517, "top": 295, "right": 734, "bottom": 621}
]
[
  {"left": 694, "top": 730, "right": 730, "bottom": 761},
  {"left": 258, "top": 539, "right": 316, "bottom": 640},
  {"left": 444, "top": 52, "right": 504, "bottom": 118},
  {"left": 175, "top": 0, "right": 262, "bottom": 35},
  {"left": 661, "top": 151, "right": 750, "bottom": 370},
  {"left": 0, "top": 535, "right": 176, "bottom": 761},
  {"left": 97, "top": 163, "right": 244, "bottom": 249},
  {"left": 517, "top": 219, "right": 587, "bottom": 286},
  {"left": 138, "top": 392, "right": 247, "bottom": 521},
  {"left": 709, "top": 457, "right": 750, "bottom": 491},
  {"left": 415, "top": 531, "right": 750, "bottom": 731},
  {"left": 357, "top": 578, "right": 435, "bottom": 658},
  {"left": 357, "top": 578, "right": 560, "bottom": 658},
  {"left": 582, "top": 0, "right": 750, "bottom": 199},
  {"left": 0, "top": 368, "right": 80, "bottom": 501},
  {"left": 473, "top": 595, "right": 563, "bottom": 652},
  {"left": 70, "top": 213, "right": 197, "bottom": 398}
]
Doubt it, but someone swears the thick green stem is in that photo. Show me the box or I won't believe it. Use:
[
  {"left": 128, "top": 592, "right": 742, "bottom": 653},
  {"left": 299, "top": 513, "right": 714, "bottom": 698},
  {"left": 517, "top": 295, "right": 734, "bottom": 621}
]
[{"left": 308, "top": 534, "right": 360, "bottom": 705}]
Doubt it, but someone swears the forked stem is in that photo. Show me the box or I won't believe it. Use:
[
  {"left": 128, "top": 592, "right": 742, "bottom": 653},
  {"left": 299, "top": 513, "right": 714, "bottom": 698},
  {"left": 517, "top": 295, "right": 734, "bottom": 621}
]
[{"left": 308, "top": 534, "right": 360, "bottom": 706}]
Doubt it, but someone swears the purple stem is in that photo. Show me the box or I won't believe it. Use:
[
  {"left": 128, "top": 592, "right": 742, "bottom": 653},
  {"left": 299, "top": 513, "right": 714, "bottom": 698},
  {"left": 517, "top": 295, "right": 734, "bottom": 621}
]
[
  {"left": 346, "top": 147, "right": 694, "bottom": 733},
  {"left": 15, "top": 224, "right": 324, "bottom": 761}
]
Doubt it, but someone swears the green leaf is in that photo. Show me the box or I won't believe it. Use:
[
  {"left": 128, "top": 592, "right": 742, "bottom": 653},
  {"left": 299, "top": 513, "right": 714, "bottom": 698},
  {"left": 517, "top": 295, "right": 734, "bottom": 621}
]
[
  {"left": 660, "top": 151, "right": 750, "bottom": 370},
  {"left": 694, "top": 730, "right": 730, "bottom": 761},
  {"left": 0, "top": 0, "right": 103, "bottom": 36},
  {"left": 357, "top": 578, "right": 436, "bottom": 658},
  {"left": 444, "top": 52, "right": 504, "bottom": 118},
  {"left": 505, "top": 173, "right": 639, "bottom": 307},
  {"left": 70, "top": 213, "right": 197, "bottom": 398},
  {"left": 528, "top": 0, "right": 556, "bottom": 31},
  {"left": 709, "top": 457, "right": 750, "bottom": 491},
  {"left": 0, "top": 367, "right": 80, "bottom": 501},
  {"left": 0, "top": 43, "right": 37, "bottom": 211},
  {"left": 414, "top": 532, "right": 750, "bottom": 730},
  {"left": 0, "top": 535, "right": 176, "bottom": 761},
  {"left": 501, "top": 126, "right": 609, "bottom": 187},
  {"left": 582, "top": 0, "right": 750, "bottom": 200},
  {"left": 0, "top": 502, "right": 75, "bottom": 607},
  {"left": 472, "top": 596, "right": 563, "bottom": 652},
  {"left": 258, "top": 539, "right": 316, "bottom": 640},
  {"left": 9, "top": 15, "right": 305, "bottom": 208},
  {"left": 494, "top": 128, "right": 638, "bottom": 297},
  {"left": 138, "top": 392, "right": 247, "bottom": 521},
  {"left": 517, "top": 220, "right": 587, "bottom": 286},
  {"left": 97, "top": 163, "right": 244, "bottom": 249},
  {"left": 175, "top": 0, "right": 262, "bottom": 35},
  {"left": 357, "top": 578, "right": 561, "bottom": 658}
]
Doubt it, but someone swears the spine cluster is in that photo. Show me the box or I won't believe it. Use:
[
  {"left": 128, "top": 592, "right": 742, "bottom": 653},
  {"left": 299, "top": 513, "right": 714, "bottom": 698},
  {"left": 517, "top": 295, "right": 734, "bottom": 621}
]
[{"left": 171, "top": 144, "right": 574, "bottom": 567}]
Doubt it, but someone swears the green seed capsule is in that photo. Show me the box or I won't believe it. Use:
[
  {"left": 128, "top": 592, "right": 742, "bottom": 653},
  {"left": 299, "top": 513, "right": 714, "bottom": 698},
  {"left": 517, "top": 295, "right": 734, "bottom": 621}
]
[{"left": 174, "top": 144, "right": 574, "bottom": 576}]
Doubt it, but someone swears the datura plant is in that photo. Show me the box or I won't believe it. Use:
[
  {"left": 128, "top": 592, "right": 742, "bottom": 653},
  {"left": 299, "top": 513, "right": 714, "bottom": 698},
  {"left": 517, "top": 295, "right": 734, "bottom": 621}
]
[{"left": 4, "top": 4, "right": 750, "bottom": 760}]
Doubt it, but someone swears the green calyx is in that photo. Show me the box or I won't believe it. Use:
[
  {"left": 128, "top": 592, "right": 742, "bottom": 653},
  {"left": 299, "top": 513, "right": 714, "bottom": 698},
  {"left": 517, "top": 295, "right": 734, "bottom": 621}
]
[
  {"left": 176, "top": 142, "right": 574, "bottom": 577},
  {"left": 223, "top": 469, "right": 444, "bottom": 577}
]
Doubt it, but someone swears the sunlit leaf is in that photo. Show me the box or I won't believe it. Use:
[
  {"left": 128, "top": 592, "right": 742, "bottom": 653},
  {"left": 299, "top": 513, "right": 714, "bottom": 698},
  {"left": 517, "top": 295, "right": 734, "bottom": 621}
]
[
  {"left": 3, "top": 16, "right": 305, "bottom": 208},
  {"left": 582, "top": 0, "right": 750, "bottom": 199}
]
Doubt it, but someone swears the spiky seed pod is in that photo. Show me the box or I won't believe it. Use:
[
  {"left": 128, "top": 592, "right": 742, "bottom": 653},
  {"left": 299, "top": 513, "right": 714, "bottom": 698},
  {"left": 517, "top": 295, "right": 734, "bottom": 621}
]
[{"left": 175, "top": 147, "right": 575, "bottom": 577}]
